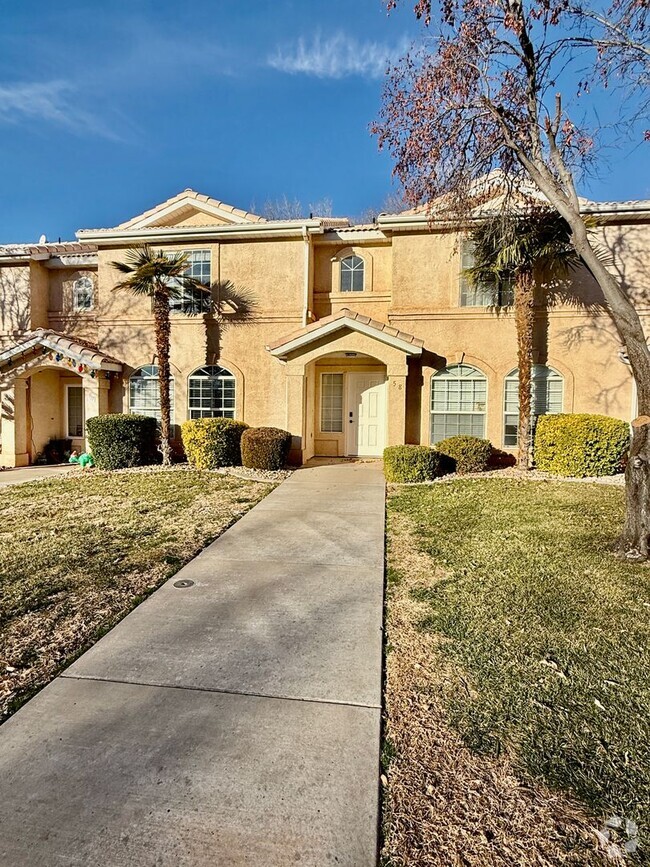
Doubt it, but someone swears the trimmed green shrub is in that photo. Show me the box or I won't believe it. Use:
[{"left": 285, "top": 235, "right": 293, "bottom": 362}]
[
  {"left": 86, "top": 414, "right": 157, "bottom": 470},
  {"left": 241, "top": 427, "right": 292, "bottom": 470},
  {"left": 180, "top": 418, "right": 249, "bottom": 469},
  {"left": 383, "top": 445, "right": 443, "bottom": 482},
  {"left": 534, "top": 413, "right": 629, "bottom": 477},
  {"left": 436, "top": 435, "right": 493, "bottom": 474}
]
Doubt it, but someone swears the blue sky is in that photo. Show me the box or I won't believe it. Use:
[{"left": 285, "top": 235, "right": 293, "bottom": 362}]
[{"left": 0, "top": 0, "right": 647, "bottom": 243}]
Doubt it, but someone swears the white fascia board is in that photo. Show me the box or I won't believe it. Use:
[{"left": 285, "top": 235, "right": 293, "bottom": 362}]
[
  {"left": 0, "top": 336, "right": 42, "bottom": 364},
  {"left": 77, "top": 221, "right": 325, "bottom": 244},
  {"left": 268, "top": 317, "right": 422, "bottom": 358},
  {"left": 0, "top": 336, "right": 121, "bottom": 371}
]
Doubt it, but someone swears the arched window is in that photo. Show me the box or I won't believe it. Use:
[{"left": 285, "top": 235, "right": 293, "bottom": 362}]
[
  {"left": 503, "top": 365, "right": 563, "bottom": 446},
  {"left": 129, "top": 365, "right": 174, "bottom": 422},
  {"left": 188, "top": 365, "right": 236, "bottom": 419},
  {"left": 72, "top": 277, "right": 94, "bottom": 311},
  {"left": 431, "top": 364, "right": 487, "bottom": 443},
  {"left": 340, "top": 255, "right": 365, "bottom": 292}
]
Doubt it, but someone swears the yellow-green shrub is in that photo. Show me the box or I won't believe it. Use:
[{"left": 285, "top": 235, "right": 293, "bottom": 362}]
[
  {"left": 534, "top": 413, "right": 629, "bottom": 477},
  {"left": 436, "top": 435, "right": 493, "bottom": 474},
  {"left": 383, "top": 445, "right": 443, "bottom": 482},
  {"left": 180, "top": 418, "right": 248, "bottom": 469}
]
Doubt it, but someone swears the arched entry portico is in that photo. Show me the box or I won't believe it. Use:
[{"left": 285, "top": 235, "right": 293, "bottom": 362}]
[
  {"left": 0, "top": 329, "right": 122, "bottom": 466},
  {"left": 266, "top": 309, "right": 423, "bottom": 463}
]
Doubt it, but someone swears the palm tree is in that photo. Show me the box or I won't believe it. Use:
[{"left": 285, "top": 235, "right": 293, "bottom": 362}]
[
  {"left": 112, "top": 246, "right": 206, "bottom": 466},
  {"left": 466, "top": 207, "right": 581, "bottom": 469}
]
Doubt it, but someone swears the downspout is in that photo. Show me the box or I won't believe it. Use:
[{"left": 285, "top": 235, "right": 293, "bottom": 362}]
[{"left": 302, "top": 225, "right": 314, "bottom": 327}]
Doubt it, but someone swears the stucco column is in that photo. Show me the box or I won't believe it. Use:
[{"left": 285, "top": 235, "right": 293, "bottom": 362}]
[
  {"left": 387, "top": 366, "right": 408, "bottom": 447},
  {"left": 84, "top": 376, "right": 110, "bottom": 451},
  {"left": 285, "top": 365, "right": 307, "bottom": 464},
  {"left": 0, "top": 379, "right": 29, "bottom": 467}
]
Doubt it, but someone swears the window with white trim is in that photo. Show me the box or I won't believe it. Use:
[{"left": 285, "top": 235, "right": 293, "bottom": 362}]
[
  {"left": 459, "top": 241, "right": 514, "bottom": 307},
  {"left": 340, "top": 255, "right": 365, "bottom": 292},
  {"left": 321, "top": 373, "right": 344, "bottom": 432},
  {"left": 72, "top": 277, "right": 94, "bottom": 311},
  {"left": 66, "top": 385, "right": 84, "bottom": 437},
  {"left": 166, "top": 250, "right": 212, "bottom": 314},
  {"left": 188, "top": 365, "right": 236, "bottom": 419},
  {"left": 431, "top": 364, "right": 487, "bottom": 442},
  {"left": 129, "top": 365, "right": 174, "bottom": 422},
  {"left": 503, "top": 365, "right": 563, "bottom": 446}
]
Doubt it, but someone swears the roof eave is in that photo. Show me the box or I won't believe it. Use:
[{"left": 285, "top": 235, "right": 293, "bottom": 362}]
[
  {"left": 76, "top": 220, "right": 327, "bottom": 244},
  {"left": 267, "top": 317, "right": 423, "bottom": 360}
]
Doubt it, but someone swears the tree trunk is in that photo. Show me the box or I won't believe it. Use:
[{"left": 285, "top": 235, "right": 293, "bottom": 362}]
[
  {"left": 514, "top": 270, "right": 535, "bottom": 470},
  {"left": 153, "top": 286, "right": 172, "bottom": 467},
  {"left": 620, "top": 417, "right": 650, "bottom": 559},
  {"left": 520, "top": 169, "right": 650, "bottom": 555}
]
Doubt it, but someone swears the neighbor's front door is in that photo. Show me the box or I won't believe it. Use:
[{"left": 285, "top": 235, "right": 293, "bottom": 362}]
[{"left": 346, "top": 373, "right": 387, "bottom": 457}]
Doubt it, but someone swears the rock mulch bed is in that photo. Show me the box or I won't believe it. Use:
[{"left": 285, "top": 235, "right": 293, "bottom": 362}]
[{"left": 392, "top": 467, "right": 625, "bottom": 487}]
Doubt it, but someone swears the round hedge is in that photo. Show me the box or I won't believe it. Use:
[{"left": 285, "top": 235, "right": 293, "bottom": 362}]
[
  {"left": 436, "top": 435, "right": 493, "bottom": 474},
  {"left": 383, "top": 445, "right": 443, "bottom": 482},
  {"left": 241, "top": 427, "right": 292, "bottom": 471},
  {"left": 534, "top": 413, "right": 629, "bottom": 477},
  {"left": 180, "top": 418, "right": 248, "bottom": 469},
  {"left": 86, "top": 414, "right": 158, "bottom": 470}
]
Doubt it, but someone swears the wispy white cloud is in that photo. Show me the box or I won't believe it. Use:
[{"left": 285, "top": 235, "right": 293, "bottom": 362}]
[
  {"left": 268, "top": 32, "right": 410, "bottom": 80},
  {"left": 0, "top": 80, "right": 122, "bottom": 140}
]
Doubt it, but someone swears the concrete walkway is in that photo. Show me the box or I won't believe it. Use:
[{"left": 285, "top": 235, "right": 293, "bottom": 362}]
[
  {"left": 0, "top": 464, "right": 73, "bottom": 487},
  {"left": 0, "top": 462, "right": 385, "bottom": 866}
]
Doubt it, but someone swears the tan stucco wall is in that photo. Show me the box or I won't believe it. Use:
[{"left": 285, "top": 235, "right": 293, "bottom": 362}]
[
  {"left": 2, "top": 211, "right": 646, "bottom": 465},
  {"left": 0, "top": 264, "right": 31, "bottom": 349}
]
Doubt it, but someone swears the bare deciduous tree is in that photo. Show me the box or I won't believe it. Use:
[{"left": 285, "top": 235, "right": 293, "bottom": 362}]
[{"left": 374, "top": 0, "right": 650, "bottom": 557}]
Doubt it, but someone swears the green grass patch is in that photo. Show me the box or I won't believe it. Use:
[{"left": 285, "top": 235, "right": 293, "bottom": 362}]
[
  {"left": 388, "top": 479, "right": 650, "bottom": 838},
  {"left": 0, "top": 468, "right": 274, "bottom": 722}
]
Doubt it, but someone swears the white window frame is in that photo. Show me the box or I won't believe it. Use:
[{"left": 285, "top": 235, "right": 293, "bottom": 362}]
[
  {"left": 188, "top": 365, "right": 236, "bottom": 419},
  {"left": 129, "top": 365, "right": 174, "bottom": 422},
  {"left": 320, "top": 372, "right": 344, "bottom": 433},
  {"left": 72, "top": 277, "right": 94, "bottom": 312},
  {"left": 340, "top": 255, "right": 365, "bottom": 293},
  {"left": 65, "top": 383, "right": 84, "bottom": 438},
  {"left": 165, "top": 250, "right": 212, "bottom": 314},
  {"left": 430, "top": 364, "right": 488, "bottom": 443},
  {"left": 503, "top": 365, "right": 564, "bottom": 446}
]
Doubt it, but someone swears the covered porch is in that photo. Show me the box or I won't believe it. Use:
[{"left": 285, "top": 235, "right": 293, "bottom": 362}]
[
  {"left": 0, "top": 329, "right": 122, "bottom": 467},
  {"left": 266, "top": 308, "right": 424, "bottom": 464}
]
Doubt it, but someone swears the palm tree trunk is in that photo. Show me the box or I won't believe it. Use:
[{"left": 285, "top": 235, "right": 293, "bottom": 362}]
[
  {"left": 514, "top": 270, "right": 535, "bottom": 470},
  {"left": 153, "top": 285, "right": 173, "bottom": 467}
]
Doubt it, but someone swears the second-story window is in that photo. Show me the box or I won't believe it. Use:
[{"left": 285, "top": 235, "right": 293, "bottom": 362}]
[
  {"left": 340, "top": 255, "right": 365, "bottom": 292},
  {"left": 459, "top": 241, "right": 514, "bottom": 307},
  {"left": 167, "top": 250, "right": 212, "bottom": 314},
  {"left": 72, "top": 277, "right": 94, "bottom": 311}
]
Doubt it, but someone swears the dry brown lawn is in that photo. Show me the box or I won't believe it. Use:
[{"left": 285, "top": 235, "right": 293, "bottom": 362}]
[{"left": 0, "top": 467, "right": 273, "bottom": 722}]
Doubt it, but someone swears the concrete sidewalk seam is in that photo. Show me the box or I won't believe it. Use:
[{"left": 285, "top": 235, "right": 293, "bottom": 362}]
[{"left": 59, "top": 672, "right": 383, "bottom": 710}]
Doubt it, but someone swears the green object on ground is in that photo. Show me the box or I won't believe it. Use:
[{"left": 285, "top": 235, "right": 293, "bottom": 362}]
[{"left": 69, "top": 452, "right": 95, "bottom": 468}]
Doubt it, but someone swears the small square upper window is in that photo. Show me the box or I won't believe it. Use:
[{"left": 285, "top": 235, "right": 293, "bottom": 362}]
[
  {"left": 165, "top": 250, "right": 212, "bottom": 314},
  {"left": 72, "top": 277, "right": 94, "bottom": 311},
  {"left": 459, "top": 241, "right": 514, "bottom": 307}
]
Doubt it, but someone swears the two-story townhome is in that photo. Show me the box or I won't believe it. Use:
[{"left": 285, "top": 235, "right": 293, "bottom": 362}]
[{"left": 0, "top": 188, "right": 646, "bottom": 467}]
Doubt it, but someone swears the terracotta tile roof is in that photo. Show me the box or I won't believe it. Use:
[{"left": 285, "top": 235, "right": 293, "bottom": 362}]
[
  {"left": 114, "top": 189, "right": 267, "bottom": 229},
  {"left": 0, "top": 329, "right": 122, "bottom": 371},
  {"left": 266, "top": 307, "right": 424, "bottom": 352}
]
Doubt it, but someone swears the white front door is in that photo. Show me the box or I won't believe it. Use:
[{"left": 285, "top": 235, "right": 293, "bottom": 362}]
[{"left": 346, "top": 373, "right": 387, "bottom": 457}]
